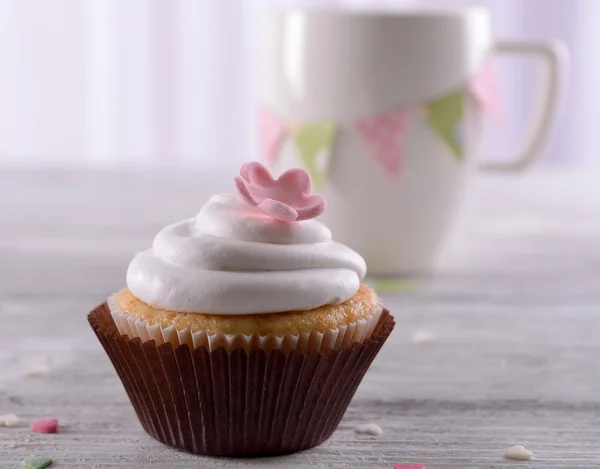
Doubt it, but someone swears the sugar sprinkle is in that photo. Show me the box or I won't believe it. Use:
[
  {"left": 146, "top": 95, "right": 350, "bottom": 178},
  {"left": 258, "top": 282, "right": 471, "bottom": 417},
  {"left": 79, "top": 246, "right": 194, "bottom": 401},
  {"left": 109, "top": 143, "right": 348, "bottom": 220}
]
[
  {"left": 411, "top": 331, "right": 436, "bottom": 345},
  {"left": 505, "top": 445, "right": 533, "bottom": 460},
  {"left": 0, "top": 414, "right": 19, "bottom": 427},
  {"left": 31, "top": 418, "right": 58, "bottom": 434},
  {"left": 355, "top": 423, "right": 383, "bottom": 436},
  {"left": 21, "top": 457, "right": 53, "bottom": 469},
  {"left": 25, "top": 365, "right": 47, "bottom": 377}
]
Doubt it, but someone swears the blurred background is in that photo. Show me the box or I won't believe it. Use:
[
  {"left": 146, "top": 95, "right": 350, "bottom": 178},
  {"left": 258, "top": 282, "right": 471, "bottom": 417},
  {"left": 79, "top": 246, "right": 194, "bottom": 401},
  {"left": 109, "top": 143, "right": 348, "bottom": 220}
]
[
  {"left": 2, "top": 3, "right": 600, "bottom": 466},
  {"left": 0, "top": 0, "right": 596, "bottom": 170}
]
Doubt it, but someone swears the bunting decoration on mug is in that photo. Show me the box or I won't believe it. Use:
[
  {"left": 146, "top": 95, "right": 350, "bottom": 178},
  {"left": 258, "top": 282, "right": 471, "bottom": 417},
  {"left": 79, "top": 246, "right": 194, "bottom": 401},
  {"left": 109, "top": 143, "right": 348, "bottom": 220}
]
[
  {"left": 259, "top": 107, "right": 287, "bottom": 165},
  {"left": 292, "top": 122, "right": 337, "bottom": 189},
  {"left": 355, "top": 106, "right": 408, "bottom": 178},
  {"left": 257, "top": 109, "right": 337, "bottom": 189},
  {"left": 259, "top": 59, "right": 500, "bottom": 181},
  {"left": 468, "top": 59, "right": 502, "bottom": 121},
  {"left": 426, "top": 90, "right": 465, "bottom": 161}
]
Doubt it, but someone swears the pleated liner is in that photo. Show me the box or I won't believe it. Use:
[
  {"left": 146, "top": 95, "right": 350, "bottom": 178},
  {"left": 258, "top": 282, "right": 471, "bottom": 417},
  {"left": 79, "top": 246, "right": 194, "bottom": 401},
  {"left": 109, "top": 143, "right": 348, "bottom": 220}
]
[{"left": 88, "top": 303, "right": 395, "bottom": 457}]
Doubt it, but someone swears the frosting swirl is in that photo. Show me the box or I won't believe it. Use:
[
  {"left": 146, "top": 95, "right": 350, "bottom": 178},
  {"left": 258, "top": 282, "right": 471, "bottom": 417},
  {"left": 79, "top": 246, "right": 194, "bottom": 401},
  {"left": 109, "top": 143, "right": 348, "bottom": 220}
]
[{"left": 126, "top": 194, "right": 366, "bottom": 314}]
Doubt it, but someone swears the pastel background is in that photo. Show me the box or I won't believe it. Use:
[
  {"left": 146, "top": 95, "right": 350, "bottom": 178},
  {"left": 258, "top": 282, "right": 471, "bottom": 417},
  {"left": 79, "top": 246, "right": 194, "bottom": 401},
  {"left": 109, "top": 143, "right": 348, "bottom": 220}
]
[
  {"left": 1, "top": 3, "right": 600, "bottom": 467},
  {"left": 0, "top": 0, "right": 594, "bottom": 169}
]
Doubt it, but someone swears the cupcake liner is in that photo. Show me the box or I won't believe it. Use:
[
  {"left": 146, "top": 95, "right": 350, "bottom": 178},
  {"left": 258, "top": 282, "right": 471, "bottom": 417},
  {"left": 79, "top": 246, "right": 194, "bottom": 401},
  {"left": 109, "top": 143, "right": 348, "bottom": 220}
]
[
  {"left": 88, "top": 302, "right": 394, "bottom": 457},
  {"left": 107, "top": 293, "right": 383, "bottom": 354}
]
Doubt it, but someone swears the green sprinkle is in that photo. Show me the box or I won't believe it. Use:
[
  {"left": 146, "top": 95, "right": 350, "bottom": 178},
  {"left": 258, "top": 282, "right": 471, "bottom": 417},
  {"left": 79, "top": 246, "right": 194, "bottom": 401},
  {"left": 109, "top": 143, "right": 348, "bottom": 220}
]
[{"left": 21, "top": 457, "right": 53, "bottom": 469}]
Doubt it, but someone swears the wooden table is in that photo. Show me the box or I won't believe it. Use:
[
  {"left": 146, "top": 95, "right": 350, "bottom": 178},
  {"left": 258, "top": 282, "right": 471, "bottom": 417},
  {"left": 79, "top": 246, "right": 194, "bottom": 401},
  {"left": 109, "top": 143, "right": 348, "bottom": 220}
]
[{"left": 1, "top": 168, "right": 599, "bottom": 468}]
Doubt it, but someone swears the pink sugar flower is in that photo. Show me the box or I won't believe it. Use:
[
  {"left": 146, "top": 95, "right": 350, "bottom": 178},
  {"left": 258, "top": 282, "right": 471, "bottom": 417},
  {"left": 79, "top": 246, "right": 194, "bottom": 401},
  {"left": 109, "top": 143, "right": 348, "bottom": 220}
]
[{"left": 233, "top": 162, "right": 326, "bottom": 222}]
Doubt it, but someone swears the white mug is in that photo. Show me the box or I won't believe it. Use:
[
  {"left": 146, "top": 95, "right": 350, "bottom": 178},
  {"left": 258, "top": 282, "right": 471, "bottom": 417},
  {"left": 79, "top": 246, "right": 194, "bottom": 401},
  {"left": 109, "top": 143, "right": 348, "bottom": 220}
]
[{"left": 258, "top": 7, "right": 566, "bottom": 275}]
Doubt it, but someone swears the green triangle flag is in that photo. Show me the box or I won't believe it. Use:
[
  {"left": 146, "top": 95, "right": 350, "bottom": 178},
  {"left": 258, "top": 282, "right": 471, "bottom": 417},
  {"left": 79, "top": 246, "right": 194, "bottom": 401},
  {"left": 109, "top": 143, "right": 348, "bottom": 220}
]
[
  {"left": 292, "top": 122, "right": 336, "bottom": 189},
  {"left": 426, "top": 90, "right": 465, "bottom": 161}
]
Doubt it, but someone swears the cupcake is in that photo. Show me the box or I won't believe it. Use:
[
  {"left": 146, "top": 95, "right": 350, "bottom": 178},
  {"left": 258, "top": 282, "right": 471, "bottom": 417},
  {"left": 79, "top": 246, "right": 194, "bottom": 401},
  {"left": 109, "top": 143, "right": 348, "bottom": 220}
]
[{"left": 89, "top": 162, "right": 394, "bottom": 456}]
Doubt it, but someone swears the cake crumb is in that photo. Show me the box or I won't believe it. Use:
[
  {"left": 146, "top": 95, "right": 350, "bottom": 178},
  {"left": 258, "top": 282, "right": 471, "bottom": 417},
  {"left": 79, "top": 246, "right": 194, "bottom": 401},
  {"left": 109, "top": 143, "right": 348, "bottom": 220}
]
[
  {"left": 505, "top": 445, "right": 533, "bottom": 460},
  {"left": 355, "top": 423, "right": 383, "bottom": 436},
  {"left": 411, "top": 331, "right": 435, "bottom": 345},
  {"left": 25, "top": 365, "right": 47, "bottom": 377},
  {"left": 0, "top": 414, "right": 19, "bottom": 427}
]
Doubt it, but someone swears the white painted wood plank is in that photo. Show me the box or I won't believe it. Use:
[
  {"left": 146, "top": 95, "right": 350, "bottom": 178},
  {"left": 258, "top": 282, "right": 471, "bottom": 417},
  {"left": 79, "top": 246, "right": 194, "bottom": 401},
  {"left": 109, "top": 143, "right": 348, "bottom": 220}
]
[{"left": 1, "top": 168, "right": 600, "bottom": 468}]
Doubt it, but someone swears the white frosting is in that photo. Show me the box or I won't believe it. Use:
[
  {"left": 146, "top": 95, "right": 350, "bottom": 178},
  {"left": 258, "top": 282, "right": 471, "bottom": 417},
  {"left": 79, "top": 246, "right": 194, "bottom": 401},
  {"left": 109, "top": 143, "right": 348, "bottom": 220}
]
[{"left": 126, "top": 194, "right": 366, "bottom": 314}]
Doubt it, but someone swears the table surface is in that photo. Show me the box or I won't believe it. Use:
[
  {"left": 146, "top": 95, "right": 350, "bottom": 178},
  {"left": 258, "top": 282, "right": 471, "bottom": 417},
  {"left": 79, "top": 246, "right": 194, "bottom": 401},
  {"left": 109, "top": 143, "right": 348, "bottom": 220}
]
[{"left": 1, "top": 168, "right": 599, "bottom": 469}]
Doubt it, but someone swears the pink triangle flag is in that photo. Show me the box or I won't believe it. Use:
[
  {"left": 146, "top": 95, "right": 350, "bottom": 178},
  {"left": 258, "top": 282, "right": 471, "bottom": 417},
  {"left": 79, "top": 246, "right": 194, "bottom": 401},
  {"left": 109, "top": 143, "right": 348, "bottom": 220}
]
[
  {"left": 259, "top": 107, "right": 286, "bottom": 165},
  {"left": 355, "top": 106, "right": 409, "bottom": 177},
  {"left": 469, "top": 59, "right": 502, "bottom": 120}
]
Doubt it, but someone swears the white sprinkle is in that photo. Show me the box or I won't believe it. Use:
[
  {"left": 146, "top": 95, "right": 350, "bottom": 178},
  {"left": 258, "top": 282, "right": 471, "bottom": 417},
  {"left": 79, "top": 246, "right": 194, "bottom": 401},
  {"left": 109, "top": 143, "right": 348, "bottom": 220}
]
[
  {"left": 411, "top": 331, "right": 436, "bottom": 345},
  {"left": 0, "top": 414, "right": 20, "bottom": 427},
  {"left": 355, "top": 423, "right": 383, "bottom": 436},
  {"left": 25, "top": 365, "right": 47, "bottom": 377},
  {"left": 505, "top": 445, "right": 533, "bottom": 460}
]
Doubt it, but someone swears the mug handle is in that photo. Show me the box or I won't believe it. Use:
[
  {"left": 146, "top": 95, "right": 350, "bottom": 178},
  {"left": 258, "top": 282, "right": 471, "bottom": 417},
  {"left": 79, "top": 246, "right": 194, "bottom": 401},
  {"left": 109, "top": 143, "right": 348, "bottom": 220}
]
[{"left": 479, "top": 40, "right": 568, "bottom": 172}]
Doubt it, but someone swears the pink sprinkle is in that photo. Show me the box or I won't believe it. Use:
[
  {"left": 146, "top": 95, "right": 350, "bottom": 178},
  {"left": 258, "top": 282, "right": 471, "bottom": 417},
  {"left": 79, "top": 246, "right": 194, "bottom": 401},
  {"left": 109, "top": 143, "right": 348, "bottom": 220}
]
[
  {"left": 31, "top": 418, "right": 58, "bottom": 433},
  {"left": 393, "top": 465, "right": 425, "bottom": 469}
]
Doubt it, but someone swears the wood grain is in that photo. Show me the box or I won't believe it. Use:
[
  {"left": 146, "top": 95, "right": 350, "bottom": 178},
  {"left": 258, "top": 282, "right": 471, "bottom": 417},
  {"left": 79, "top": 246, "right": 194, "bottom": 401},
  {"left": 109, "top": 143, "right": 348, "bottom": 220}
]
[{"left": 1, "top": 169, "right": 599, "bottom": 468}]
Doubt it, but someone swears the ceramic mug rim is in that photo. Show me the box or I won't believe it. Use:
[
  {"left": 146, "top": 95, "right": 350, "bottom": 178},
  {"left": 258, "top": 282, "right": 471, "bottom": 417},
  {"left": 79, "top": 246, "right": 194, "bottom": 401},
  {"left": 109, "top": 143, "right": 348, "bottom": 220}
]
[{"left": 265, "top": 5, "right": 490, "bottom": 22}]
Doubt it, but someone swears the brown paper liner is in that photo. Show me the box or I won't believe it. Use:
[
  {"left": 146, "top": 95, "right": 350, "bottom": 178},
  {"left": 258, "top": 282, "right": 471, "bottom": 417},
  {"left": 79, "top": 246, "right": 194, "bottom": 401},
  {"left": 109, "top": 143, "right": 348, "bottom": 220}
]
[{"left": 88, "top": 303, "right": 395, "bottom": 457}]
